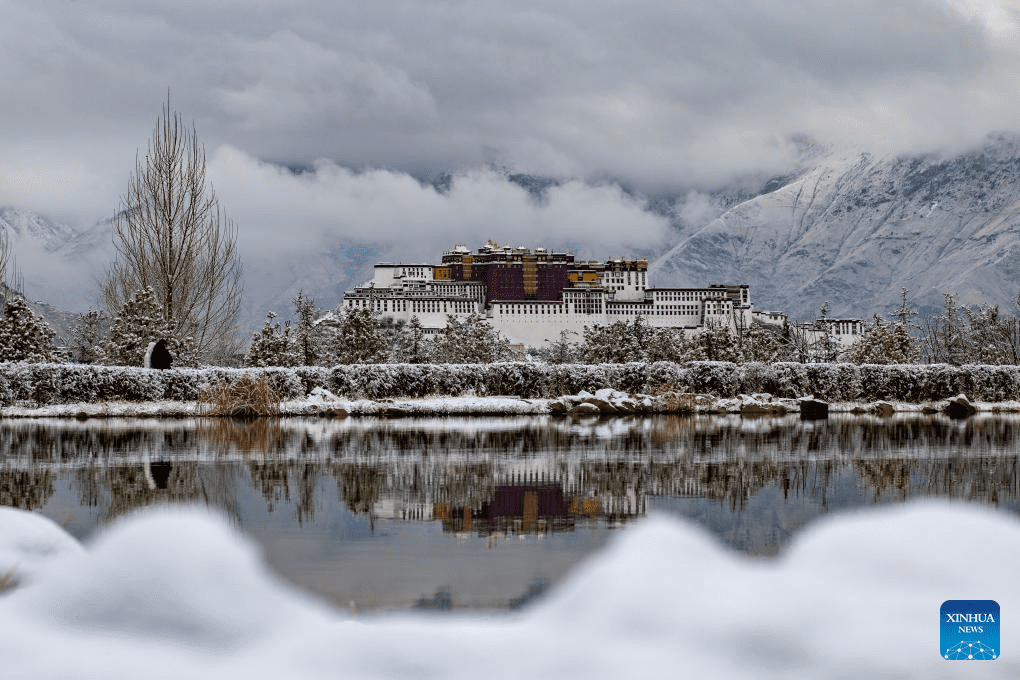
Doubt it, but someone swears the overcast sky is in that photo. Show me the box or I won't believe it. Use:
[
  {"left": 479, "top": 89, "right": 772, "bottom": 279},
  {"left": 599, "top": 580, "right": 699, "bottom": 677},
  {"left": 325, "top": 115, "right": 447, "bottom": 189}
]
[{"left": 2, "top": 0, "right": 1018, "bottom": 264}]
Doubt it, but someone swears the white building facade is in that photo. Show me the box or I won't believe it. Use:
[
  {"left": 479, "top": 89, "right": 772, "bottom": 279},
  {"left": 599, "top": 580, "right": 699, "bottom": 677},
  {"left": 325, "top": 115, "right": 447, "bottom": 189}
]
[{"left": 341, "top": 245, "right": 756, "bottom": 348}]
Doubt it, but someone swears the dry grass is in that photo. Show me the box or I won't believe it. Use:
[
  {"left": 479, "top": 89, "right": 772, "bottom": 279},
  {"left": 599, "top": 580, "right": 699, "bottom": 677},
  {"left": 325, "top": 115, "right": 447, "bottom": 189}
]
[
  {"left": 197, "top": 375, "right": 281, "bottom": 418},
  {"left": 647, "top": 384, "right": 697, "bottom": 413}
]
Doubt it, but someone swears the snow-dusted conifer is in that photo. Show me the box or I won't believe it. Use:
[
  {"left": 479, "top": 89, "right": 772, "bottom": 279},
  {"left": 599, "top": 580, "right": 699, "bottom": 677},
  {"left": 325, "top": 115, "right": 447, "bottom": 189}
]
[
  {"left": 699, "top": 321, "right": 741, "bottom": 362},
  {"left": 389, "top": 315, "right": 431, "bottom": 363},
  {"left": 645, "top": 328, "right": 706, "bottom": 362},
  {"left": 738, "top": 324, "right": 782, "bottom": 364},
  {"left": 431, "top": 313, "right": 513, "bottom": 363},
  {"left": 291, "top": 291, "right": 326, "bottom": 366},
  {"left": 846, "top": 314, "right": 920, "bottom": 364},
  {"left": 532, "top": 329, "right": 579, "bottom": 364},
  {"left": 244, "top": 311, "right": 299, "bottom": 367},
  {"left": 66, "top": 310, "right": 108, "bottom": 364},
  {"left": 579, "top": 320, "right": 642, "bottom": 363},
  {"left": 0, "top": 295, "right": 56, "bottom": 363},
  {"left": 334, "top": 307, "right": 388, "bottom": 364},
  {"left": 103, "top": 287, "right": 198, "bottom": 367}
]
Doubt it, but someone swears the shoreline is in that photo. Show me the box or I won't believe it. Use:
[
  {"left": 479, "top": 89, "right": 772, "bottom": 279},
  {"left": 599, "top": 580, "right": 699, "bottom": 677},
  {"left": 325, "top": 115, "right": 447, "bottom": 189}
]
[{"left": 3, "top": 393, "right": 1020, "bottom": 419}]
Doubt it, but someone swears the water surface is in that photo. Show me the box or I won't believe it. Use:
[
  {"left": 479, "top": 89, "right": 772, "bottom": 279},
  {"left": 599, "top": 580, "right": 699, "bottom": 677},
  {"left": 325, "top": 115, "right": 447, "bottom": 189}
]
[{"left": 2, "top": 414, "right": 1017, "bottom": 610}]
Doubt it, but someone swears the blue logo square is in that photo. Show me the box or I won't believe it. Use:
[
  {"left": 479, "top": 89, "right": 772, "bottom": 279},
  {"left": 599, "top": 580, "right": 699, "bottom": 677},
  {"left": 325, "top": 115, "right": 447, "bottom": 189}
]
[{"left": 941, "top": 600, "right": 999, "bottom": 660}]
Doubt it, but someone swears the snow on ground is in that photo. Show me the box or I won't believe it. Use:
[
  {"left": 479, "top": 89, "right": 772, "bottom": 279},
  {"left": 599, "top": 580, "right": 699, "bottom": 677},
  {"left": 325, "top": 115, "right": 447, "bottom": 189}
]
[
  {"left": 0, "top": 395, "right": 553, "bottom": 418},
  {"left": 0, "top": 508, "right": 85, "bottom": 589},
  {"left": 0, "top": 502, "right": 1016, "bottom": 678},
  {"left": 2, "top": 395, "right": 1019, "bottom": 419}
]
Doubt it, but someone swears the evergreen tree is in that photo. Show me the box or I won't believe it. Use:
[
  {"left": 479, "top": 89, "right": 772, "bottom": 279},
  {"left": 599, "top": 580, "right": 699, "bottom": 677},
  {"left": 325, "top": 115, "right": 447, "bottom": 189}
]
[
  {"left": 291, "top": 291, "right": 324, "bottom": 366},
  {"left": 103, "top": 287, "right": 198, "bottom": 367},
  {"left": 736, "top": 323, "right": 781, "bottom": 364},
  {"left": 244, "top": 311, "right": 298, "bottom": 367},
  {"left": 0, "top": 296, "right": 57, "bottom": 363},
  {"left": 578, "top": 321, "right": 640, "bottom": 363},
  {"left": 389, "top": 315, "right": 431, "bottom": 364},
  {"left": 532, "top": 329, "right": 579, "bottom": 364},
  {"left": 66, "top": 310, "right": 108, "bottom": 364},
  {"left": 645, "top": 327, "right": 706, "bottom": 363},
  {"left": 845, "top": 314, "right": 919, "bottom": 364},
  {"left": 334, "top": 307, "right": 388, "bottom": 364},
  {"left": 431, "top": 313, "right": 513, "bottom": 363},
  {"left": 699, "top": 321, "right": 741, "bottom": 362}
]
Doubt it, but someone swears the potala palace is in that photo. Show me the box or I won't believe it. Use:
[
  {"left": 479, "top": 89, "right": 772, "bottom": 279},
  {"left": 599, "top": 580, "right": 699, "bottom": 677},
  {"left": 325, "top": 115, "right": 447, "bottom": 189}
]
[{"left": 341, "top": 242, "right": 863, "bottom": 350}]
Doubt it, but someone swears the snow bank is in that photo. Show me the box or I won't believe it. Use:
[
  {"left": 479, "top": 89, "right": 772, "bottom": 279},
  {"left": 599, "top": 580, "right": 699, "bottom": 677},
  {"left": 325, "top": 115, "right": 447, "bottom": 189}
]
[
  {"left": 0, "top": 507, "right": 84, "bottom": 589},
  {"left": 0, "top": 502, "right": 1016, "bottom": 678}
]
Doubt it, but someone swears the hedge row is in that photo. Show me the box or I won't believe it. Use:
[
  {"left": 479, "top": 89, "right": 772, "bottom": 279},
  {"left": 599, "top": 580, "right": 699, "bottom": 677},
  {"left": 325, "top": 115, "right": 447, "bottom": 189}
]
[{"left": 2, "top": 361, "right": 1020, "bottom": 406}]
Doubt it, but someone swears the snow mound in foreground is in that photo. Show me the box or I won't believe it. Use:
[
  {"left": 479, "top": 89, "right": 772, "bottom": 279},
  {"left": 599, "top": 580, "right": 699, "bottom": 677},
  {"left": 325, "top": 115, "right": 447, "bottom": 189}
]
[
  {"left": 0, "top": 507, "right": 84, "bottom": 586},
  {"left": 0, "top": 503, "right": 1017, "bottom": 679}
]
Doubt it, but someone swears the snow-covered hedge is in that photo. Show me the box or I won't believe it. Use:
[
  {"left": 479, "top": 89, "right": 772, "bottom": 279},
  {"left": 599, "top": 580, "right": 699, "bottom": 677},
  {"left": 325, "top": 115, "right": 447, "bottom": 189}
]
[{"left": 4, "top": 361, "right": 1020, "bottom": 406}]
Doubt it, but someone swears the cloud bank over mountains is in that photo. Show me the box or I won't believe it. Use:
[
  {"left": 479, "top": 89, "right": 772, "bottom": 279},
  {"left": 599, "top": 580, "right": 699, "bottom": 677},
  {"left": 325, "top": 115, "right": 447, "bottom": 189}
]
[{"left": 2, "top": 0, "right": 1020, "bottom": 324}]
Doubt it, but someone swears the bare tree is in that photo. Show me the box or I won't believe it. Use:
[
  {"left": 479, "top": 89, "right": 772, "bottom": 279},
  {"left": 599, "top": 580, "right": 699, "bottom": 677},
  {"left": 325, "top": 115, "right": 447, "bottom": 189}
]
[{"left": 102, "top": 95, "right": 243, "bottom": 363}]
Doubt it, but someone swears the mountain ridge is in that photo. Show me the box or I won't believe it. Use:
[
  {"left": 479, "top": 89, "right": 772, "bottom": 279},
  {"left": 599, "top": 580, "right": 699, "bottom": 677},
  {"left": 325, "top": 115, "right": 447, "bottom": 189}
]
[{"left": 651, "top": 136, "right": 1020, "bottom": 320}]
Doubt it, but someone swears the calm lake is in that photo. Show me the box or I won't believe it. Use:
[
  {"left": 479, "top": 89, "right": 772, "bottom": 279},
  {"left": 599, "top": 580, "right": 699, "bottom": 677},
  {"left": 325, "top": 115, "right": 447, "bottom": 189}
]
[{"left": 2, "top": 414, "right": 1018, "bottom": 611}]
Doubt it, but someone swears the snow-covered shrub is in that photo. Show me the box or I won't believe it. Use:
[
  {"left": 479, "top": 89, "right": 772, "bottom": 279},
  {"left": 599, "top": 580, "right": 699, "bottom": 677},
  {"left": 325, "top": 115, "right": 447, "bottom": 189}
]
[
  {"left": 917, "top": 364, "right": 962, "bottom": 401},
  {"left": 735, "top": 362, "right": 771, "bottom": 395},
  {"left": 293, "top": 366, "right": 331, "bottom": 395},
  {"left": 765, "top": 363, "right": 810, "bottom": 398},
  {"left": 965, "top": 365, "right": 1020, "bottom": 402},
  {"left": 161, "top": 368, "right": 201, "bottom": 401},
  {"left": 608, "top": 362, "right": 649, "bottom": 394},
  {"left": 685, "top": 361, "right": 741, "bottom": 397},
  {"left": 643, "top": 362, "right": 688, "bottom": 393},
  {"left": 801, "top": 364, "right": 860, "bottom": 401},
  {"left": 483, "top": 362, "right": 541, "bottom": 397},
  {"left": 249, "top": 368, "right": 302, "bottom": 401}
]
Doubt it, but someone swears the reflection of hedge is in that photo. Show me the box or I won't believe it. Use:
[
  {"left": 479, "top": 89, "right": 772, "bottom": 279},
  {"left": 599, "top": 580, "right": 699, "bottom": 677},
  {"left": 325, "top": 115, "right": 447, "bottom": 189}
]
[{"left": 3, "top": 361, "right": 1020, "bottom": 405}]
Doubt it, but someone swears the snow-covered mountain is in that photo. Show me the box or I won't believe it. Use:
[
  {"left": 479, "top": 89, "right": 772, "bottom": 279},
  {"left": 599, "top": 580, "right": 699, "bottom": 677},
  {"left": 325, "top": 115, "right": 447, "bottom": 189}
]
[
  {"left": 0, "top": 208, "right": 113, "bottom": 316},
  {"left": 652, "top": 135, "right": 1020, "bottom": 320}
]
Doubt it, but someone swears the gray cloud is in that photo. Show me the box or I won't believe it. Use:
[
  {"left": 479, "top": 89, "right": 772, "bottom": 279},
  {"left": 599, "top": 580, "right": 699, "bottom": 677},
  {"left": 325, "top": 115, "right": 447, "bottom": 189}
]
[
  {"left": 0, "top": 0, "right": 1017, "bottom": 239},
  {"left": 208, "top": 146, "right": 670, "bottom": 263}
]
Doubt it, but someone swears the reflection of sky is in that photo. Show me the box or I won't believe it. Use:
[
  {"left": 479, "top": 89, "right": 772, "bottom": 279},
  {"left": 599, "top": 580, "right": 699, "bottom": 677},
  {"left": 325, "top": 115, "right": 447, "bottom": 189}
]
[
  {"left": 34, "top": 474, "right": 611, "bottom": 611},
  {"left": 235, "top": 476, "right": 613, "bottom": 611}
]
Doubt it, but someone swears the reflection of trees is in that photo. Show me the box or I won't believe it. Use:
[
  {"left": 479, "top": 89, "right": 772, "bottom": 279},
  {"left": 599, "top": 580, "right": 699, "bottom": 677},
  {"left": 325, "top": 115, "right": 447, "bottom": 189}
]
[
  {"left": 249, "top": 459, "right": 292, "bottom": 512},
  {"left": 247, "top": 460, "right": 319, "bottom": 523},
  {"left": 71, "top": 462, "right": 241, "bottom": 525},
  {"left": 3, "top": 415, "right": 1020, "bottom": 532},
  {"left": 0, "top": 469, "right": 55, "bottom": 510},
  {"left": 854, "top": 460, "right": 913, "bottom": 502},
  {"left": 336, "top": 465, "right": 382, "bottom": 514}
]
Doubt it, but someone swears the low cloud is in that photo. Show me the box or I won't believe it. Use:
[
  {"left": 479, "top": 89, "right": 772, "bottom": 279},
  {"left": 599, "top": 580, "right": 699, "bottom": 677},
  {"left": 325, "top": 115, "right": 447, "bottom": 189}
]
[{"left": 208, "top": 146, "right": 670, "bottom": 263}]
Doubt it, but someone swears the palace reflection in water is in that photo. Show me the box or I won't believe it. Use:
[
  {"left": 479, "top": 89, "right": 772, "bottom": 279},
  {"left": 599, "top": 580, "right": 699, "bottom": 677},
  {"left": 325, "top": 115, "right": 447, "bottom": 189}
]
[{"left": 2, "top": 415, "right": 1019, "bottom": 609}]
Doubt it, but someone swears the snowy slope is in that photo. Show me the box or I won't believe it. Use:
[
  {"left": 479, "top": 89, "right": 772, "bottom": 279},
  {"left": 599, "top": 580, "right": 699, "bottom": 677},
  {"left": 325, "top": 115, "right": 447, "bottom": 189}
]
[{"left": 652, "top": 136, "right": 1020, "bottom": 320}]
